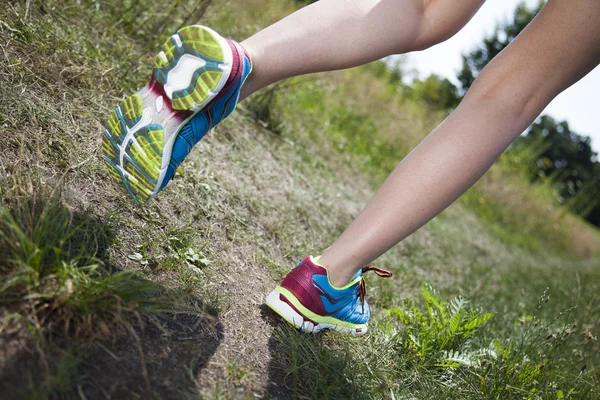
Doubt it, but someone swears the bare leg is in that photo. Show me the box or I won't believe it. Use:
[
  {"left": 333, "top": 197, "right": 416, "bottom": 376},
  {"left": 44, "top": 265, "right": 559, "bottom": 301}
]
[
  {"left": 238, "top": 0, "right": 485, "bottom": 100},
  {"left": 318, "top": 0, "right": 600, "bottom": 285}
]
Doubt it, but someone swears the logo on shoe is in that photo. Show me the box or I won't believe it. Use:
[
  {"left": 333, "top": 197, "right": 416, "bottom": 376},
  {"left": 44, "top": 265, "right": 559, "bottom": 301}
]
[{"left": 312, "top": 275, "right": 358, "bottom": 315}]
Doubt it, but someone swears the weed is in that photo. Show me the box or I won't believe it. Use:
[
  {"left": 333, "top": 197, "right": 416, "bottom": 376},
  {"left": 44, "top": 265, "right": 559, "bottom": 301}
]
[
  {"left": 224, "top": 360, "right": 252, "bottom": 387},
  {"left": 245, "top": 84, "right": 286, "bottom": 134},
  {"left": 388, "top": 283, "right": 494, "bottom": 367},
  {"left": 0, "top": 178, "right": 206, "bottom": 397},
  {"left": 0, "top": 181, "right": 190, "bottom": 340}
]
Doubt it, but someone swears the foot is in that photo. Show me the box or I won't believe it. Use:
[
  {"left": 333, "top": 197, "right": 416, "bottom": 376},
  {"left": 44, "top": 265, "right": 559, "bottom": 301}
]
[
  {"left": 102, "top": 25, "right": 252, "bottom": 204},
  {"left": 265, "top": 256, "right": 392, "bottom": 335}
]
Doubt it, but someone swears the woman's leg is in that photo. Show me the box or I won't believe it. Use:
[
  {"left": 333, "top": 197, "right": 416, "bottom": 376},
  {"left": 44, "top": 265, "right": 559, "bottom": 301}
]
[
  {"left": 103, "top": 0, "right": 485, "bottom": 204},
  {"left": 238, "top": 0, "right": 485, "bottom": 100},
  {"left": 318, "top": 0, "right": 600, "bottom": 286}
]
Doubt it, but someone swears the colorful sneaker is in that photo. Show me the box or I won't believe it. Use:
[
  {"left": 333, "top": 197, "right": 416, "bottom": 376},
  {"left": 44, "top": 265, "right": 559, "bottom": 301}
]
[
  {"left": 265, "top": 256, "right": 392, "bottom": 335},
  {"left": 102, "top": 25, "right": 252, "bottom": 204}
]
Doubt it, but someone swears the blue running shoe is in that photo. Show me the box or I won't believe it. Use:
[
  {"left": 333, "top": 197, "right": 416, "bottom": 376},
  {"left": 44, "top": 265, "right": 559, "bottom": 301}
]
[
  {"left": 265, "top": 256, "right": 392, "bottom": 335},
  {"left": 102, "top": 25, "right": 252, "bottom": 204}
]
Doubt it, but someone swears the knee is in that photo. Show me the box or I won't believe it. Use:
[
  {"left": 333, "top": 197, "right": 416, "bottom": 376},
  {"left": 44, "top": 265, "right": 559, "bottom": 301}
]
[
  {"left": 412, "top": 0, "right": 481, "bottom": 51},
  {"left": 413, "top": 29, "right": 455, "bottom": 51},
  {"left": 464, "top": 66, "right": 547, "bottom": 125},
  {"left": 413, "top": 22, "right": 458, "bottom": 51}
]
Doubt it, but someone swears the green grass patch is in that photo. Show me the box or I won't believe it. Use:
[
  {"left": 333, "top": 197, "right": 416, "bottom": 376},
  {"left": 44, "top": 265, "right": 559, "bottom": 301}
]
[
  {"left": 0, "top": 177, "right": 206, "bottom": 397},
  {"left": 268, "top": 281, "right": 599, "bottom": 399}
]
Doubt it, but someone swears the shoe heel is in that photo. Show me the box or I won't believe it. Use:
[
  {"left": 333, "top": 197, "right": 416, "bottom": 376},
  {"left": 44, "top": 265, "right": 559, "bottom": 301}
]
[
  {"left": 153, "top": 25, "right": 233, "bottom": 112},
  {"left": 265, "top": 291, "right": 318, "bottom": 333}
]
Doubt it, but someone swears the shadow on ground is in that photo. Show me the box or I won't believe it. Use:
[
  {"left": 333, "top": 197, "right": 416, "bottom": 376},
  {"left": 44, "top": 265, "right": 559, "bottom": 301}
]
[
  {"left": 0, "top": 203, "right": 224, "bottom": 400},
  {"left": 0, "top": 311, "right": 224, "bottom": 400},
  {"left": 79, "top": 310, "right": 223, "bottom": 399},
  {"left": 260, "top": 305, "right": 370, "bottom": 400}
]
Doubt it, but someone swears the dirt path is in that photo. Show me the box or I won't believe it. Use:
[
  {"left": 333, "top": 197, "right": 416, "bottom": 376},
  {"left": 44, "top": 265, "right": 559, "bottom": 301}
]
[{"left": 174, "top": 120, "right": 373, "bottom": 397}]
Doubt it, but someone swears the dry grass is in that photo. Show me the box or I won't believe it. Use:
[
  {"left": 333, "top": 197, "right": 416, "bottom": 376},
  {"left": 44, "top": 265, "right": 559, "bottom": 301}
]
[
  {"left": 464, "top": 158, "right": 600, "bottom": 258},
  {"left": 0, "top": 0, "right": 599, "bottom": 398}
]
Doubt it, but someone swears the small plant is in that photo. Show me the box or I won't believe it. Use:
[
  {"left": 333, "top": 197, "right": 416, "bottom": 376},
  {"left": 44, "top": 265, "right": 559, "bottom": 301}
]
[
  {"left": 0, "top": 182, "right": 191, "bottom": 341},
  {"left": 388, "top": 283, "right": 494, "bottom": 367}
]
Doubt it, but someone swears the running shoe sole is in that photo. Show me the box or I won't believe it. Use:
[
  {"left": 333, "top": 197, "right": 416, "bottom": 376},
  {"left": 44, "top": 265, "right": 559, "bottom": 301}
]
[
  {"left": 265, "top": 288, "right": 368, "bottom": 335},
  {"left": 102, "top": 25, "right": 232, "bottom": 204}
]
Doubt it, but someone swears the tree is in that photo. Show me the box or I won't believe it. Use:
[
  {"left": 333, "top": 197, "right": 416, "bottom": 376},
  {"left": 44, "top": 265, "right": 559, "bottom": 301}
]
[
  {"left": 458, "top": 1, "right": 545, "bottom": 95},
  {"left": 520, "top": 116, "right": 596, "bottom": 194},
  {"left": 517, "top": 116, "right": 600, "bottom": 225},
  {"left": 410, "top": 74, "right": 460, "bottom": 110}
]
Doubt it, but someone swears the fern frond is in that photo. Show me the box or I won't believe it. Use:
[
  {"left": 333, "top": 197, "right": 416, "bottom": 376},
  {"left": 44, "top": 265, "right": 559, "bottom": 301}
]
[
  {"left": 421, "top": 282, "right": 449, "bottom": 324},
  {"left": 448, "top": 308, "right": 465, "bottom": 337},
  {"left": 463, "top": 312, "right": 494, "bottom": 333},
  {"left": 439, "top": 349, "right": 475, "bottom": 367},
  {"left": 449, "top": 296, "right": 469, "bottom": 317}
]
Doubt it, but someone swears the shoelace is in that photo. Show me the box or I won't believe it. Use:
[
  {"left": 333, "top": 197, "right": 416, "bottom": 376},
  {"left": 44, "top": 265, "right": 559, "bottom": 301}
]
[{"left": 358, "top": 266, "right": 393, "bottom": 313}]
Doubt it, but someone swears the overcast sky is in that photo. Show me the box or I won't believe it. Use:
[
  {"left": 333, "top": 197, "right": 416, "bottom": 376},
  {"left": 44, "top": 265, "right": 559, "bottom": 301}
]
[{"left": 401, "top": 0, "right": 600, "bottom": 153}]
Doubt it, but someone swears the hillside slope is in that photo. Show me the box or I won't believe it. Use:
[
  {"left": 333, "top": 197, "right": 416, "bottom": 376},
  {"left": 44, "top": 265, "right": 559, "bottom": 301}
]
[{"left": 1, "top": 1, "right": 599, "bottom": 399}]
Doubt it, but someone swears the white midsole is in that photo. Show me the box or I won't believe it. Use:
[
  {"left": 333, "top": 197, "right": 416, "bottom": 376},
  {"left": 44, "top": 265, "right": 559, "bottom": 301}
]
[
  {"left": 264, "top": 291, "right": 367, "bottom": 336},
  {"left": 163, "top": 54, "right": 207, "bottom": 99}
]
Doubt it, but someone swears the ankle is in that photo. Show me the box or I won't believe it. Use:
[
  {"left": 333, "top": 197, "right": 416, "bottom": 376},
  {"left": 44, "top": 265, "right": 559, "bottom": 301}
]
[
  {"left": 238, "top": 76, "right": 255, "bottom": 102},
  {"left": 316, "top": 255, "right": 357, "bottom": 287},
  {"left": 328, "top": 268, "right": 355, "bottom": 287},
  {"left": 237, "top": 40, "right": 276, "bottom": 102},
  {"left": 238, "top": 41, "right": 259, "bottom": 102}
]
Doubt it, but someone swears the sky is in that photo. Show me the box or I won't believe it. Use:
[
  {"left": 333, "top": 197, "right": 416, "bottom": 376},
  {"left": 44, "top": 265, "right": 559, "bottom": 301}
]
[{"left": 400, "top": 0, "right": 600, "bottom": 152}]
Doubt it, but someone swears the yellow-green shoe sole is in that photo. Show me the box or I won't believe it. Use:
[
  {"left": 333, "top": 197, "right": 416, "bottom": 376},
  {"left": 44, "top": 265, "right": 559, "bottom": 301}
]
[
  {"left": 102, "top": 93, "right": 163, "bottom": 203},
  {"left": 102, "top": 25, "right": 232, "bottom": 204},
  {"left": 154, "top": 25, "right": 232, "bottom": 111}
]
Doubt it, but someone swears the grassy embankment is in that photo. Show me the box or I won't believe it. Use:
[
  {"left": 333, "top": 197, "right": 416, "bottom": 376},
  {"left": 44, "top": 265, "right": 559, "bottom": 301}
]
[{"left": 1, "top": 0, "right": 599, "bottom": 398}]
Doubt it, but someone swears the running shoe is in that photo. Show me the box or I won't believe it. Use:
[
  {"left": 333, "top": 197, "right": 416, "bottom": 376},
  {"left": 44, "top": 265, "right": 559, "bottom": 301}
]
[
  {"left": 102, "top": 25, "right": 252, "bottom": 204},
  {"left": 265, "top": 256, "right": 392, "bottom": 335}
]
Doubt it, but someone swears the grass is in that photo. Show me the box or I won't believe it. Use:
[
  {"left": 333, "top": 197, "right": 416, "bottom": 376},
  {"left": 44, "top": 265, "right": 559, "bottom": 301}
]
[
  {"left": 0, "top": 0, "right": 599, "bottom": 398},
  {"left": 1, "top": 179, "right": 147, "bottom": 337},
  {"left": 0, "top": 176, "right": 211, "bottom": 398},
  {"left": 268, "top": 277, "right": 600, "bottom": 398}
]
